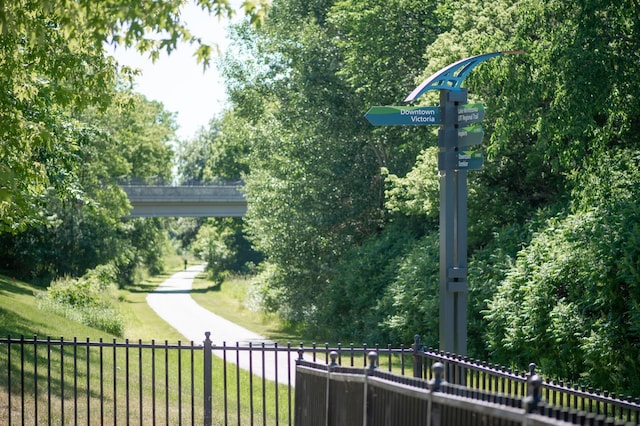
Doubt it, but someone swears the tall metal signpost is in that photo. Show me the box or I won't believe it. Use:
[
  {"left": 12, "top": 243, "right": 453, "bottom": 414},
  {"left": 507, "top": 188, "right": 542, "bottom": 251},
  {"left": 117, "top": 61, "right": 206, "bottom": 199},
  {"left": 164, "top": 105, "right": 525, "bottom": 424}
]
[{"left": 365, "top": 51, "right": 522, "bottom": 356}]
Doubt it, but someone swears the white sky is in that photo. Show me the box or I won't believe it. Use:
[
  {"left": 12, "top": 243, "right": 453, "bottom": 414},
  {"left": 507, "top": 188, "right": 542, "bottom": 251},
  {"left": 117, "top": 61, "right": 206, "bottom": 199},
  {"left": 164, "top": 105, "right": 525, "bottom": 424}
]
[{"left": 110, "top": 1, "right": 242, "bottom": 140}]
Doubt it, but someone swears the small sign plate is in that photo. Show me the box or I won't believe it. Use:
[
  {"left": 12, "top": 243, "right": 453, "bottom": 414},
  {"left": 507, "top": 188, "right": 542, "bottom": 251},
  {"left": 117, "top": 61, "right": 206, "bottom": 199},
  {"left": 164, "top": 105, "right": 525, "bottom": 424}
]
[
  {"left": 457, "top": 104, "right": 485, "bottom": 124},
  {"left": 457, "top": 149, "right": 483, "bottom": 170},
  {"left": 457, "top": 125, "right": 484, "bottom": 147}
]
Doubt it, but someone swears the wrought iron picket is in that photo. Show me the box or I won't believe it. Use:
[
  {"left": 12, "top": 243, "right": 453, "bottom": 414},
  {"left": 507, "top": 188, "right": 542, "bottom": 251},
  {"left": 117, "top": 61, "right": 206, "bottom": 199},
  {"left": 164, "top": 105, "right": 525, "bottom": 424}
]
[{"left": 1, "top": 333, "right": 638, "bottom": 425}]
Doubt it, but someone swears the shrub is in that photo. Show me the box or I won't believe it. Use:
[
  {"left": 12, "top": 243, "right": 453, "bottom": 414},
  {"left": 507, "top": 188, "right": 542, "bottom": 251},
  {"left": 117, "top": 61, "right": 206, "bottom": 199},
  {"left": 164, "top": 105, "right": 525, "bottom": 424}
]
[
  {"left": 484, "top": 150, "right": 640, "bottom": 395},
  {"left": 38, "top": 263, "right": 124, "bottom": 336}
]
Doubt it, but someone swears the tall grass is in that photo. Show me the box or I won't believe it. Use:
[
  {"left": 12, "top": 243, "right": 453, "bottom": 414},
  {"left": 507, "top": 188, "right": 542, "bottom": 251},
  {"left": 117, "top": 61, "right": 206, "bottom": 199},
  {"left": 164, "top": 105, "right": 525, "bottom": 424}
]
[{"left": 36, "top": 264, "right": 125, "bottom": 336}]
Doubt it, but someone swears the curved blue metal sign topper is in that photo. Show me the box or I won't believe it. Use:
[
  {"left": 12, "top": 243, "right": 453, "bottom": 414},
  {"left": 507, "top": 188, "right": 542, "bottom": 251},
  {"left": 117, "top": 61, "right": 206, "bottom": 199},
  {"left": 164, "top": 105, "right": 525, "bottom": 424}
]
[{"left": 404, "top": 51, "right": 524, "bottom": 102}]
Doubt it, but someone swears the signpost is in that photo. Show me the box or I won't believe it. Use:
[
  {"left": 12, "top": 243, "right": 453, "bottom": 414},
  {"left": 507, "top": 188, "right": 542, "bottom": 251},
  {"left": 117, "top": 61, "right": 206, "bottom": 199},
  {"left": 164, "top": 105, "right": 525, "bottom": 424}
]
[{"left": 365, "top": 51, "right": 523, "bottom": 357}]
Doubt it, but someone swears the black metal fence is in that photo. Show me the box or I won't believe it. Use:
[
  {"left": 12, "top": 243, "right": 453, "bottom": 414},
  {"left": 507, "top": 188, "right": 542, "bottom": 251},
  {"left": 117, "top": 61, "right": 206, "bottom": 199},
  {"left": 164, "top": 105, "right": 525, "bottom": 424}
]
[
  {"left": 295, "top": 352, "right": 640, "bottom": 426},
  {"left": 410, "top": 335, "right": 640, "bottom": 423},
  {"left": 1, "top": 333, "right": 639, "bottom": 425}
]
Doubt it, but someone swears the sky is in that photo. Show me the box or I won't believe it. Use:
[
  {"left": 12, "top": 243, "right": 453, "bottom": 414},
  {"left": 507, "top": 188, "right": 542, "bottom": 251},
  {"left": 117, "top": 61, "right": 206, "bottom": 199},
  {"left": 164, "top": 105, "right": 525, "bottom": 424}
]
[{"left": 111, "top": 1, "right": 242, "bottom": 140}]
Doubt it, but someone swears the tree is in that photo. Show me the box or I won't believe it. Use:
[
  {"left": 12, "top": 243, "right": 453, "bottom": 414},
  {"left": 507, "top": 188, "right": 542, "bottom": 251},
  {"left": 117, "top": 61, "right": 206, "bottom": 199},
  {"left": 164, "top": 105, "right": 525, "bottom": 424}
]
[
  {"left": 0, "top": 0, "right": 268, "bottom": 232},
  {"left": 176, "top": 123, "right": 218, "bottom": 185},
  {"left": 482, "top": 150, "right": 640, "bottom": 395},
  {"left": 89, "top": 90, "right": 176, "bottom": 183},
  {"left": 0, "top": 5, "right": 117, "bottom": 232},
  {"left": 219, "top": 0, "right": 447, "bottom": 323},
  {"left": 192, "top": 219, "right": 237, "bottom": 284},
  {"left": 1, "top": 90, "right": 177, "bottom": 282}
]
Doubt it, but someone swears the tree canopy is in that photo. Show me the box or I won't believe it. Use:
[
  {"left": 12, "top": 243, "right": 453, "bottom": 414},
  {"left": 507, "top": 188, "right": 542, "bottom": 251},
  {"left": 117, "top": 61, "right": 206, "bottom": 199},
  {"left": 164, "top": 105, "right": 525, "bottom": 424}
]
[
  {"left": 209, "top": 0, "right": 640, "bottom": 395},
  {"left": 2, "top": 0, "right": 640, "bottom": 397},
  {"left": 0, "top": 0, "right": 262, "bottom": 278},
  {"left": 0, "top": 0, "right": 268, "bottom": 232}
]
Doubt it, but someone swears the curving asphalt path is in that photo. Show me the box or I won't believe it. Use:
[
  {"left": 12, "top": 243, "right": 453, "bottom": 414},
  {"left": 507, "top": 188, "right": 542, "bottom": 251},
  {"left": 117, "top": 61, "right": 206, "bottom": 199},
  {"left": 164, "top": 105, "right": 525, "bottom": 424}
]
[{"left": 146, "top": 264, "right": 300, "bottom": 385}]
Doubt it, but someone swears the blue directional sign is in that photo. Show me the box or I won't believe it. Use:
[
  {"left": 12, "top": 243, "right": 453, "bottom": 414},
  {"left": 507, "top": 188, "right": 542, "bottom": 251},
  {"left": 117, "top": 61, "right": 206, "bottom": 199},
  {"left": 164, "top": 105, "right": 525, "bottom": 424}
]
[
  {"left": 457, "top": 125, "right": 484, "bottom": 147},
  {"left": 457, "top": 104, "right": 485, "bottom": 124},
  {"left": 457, "top": 149, "right": 483, "bottom": 170},
  {"left": 365, "top": 106, "right": 440, "bottom": 126}
]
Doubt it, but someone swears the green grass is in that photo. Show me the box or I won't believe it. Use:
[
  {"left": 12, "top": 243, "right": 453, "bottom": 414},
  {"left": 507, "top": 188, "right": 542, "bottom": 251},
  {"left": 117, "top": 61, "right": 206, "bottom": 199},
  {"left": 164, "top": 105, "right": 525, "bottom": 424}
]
[
  {"left": 189, "top": 271, "right": 417, "bottom": 374},
  {"left": 0, "top": 274, "right": 113, "bottom": 340},
  {"left": 0, "top": 264, "right": 292, "bottom": 425},
  {"left": 190, "top": 273, "right": 303, "bottom": 345},
  {"left": 118, "top": 270, "right": 186, "bottom": 341}
]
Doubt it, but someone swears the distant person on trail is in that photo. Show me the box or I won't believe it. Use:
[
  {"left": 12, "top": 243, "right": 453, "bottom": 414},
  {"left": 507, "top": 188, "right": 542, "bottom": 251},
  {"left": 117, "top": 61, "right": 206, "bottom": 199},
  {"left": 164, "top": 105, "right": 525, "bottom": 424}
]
[{"left": 184, "top": 258, "right": 188, "bottom": 270}]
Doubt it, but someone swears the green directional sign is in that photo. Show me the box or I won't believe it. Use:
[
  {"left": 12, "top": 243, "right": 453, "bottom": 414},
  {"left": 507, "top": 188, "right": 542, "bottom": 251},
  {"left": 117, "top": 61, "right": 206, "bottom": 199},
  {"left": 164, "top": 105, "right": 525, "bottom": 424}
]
[
  {"left": 457, "top": 149, "right": 483, "bottom": 170},
  {"left": 365, "top": 105, "right": 440, "bottom": 126},
  {"left": 457, "top": 125, "right": 484, "bottom": 147},
  {"left": 457, "top": 103, "right": 485, "bottom": 124}
]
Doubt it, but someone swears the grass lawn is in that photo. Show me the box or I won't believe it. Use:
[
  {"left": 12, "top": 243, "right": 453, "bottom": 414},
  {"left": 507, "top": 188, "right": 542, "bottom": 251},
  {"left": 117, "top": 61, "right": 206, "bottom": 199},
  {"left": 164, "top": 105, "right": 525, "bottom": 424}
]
[
  {"left": 118, "top": 254, "right": 195, "bottom": 342},
  {"left": 0, "top": 260, "right": 292, "bottom": 425},
  {"left": 189, "top": 272, "right": 303, "bottom": 345},
  {"left": 118, "top": 270, "right": 188, "bottom": 342},
  {"left": 0, "top": 274, "right": 116, "bottom": 341}
]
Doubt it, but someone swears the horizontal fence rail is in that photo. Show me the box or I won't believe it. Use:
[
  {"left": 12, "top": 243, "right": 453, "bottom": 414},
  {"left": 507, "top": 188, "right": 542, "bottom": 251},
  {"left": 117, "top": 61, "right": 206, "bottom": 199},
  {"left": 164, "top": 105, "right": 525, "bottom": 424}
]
[
  {"left": 2, "top": 333, "right": 639, "bottom": 425},
  {"left": 295, "top": 354, "right": 639, "bottom": 426},
  {"left": 411, "top": 335, "right": 640, "bottom": 424}
]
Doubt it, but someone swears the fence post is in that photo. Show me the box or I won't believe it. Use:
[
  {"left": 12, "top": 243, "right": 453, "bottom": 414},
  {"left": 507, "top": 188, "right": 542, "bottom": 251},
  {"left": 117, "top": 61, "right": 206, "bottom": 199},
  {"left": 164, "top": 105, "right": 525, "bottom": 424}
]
[
  {"left": 525, "top": 369, "right": 543, "bottom": 414},
  {"left": 413, "top": 334, "right": 423, "bottom": 379},
  {"left": 362, "top": 351, "right": 378, "bottom": 426},
  {"left": 428, "top": 362, "right": 445, "bottom": 426},
  {"left": 326, "top": 351, "right": 338, "bottom": 426},
  {"left": 203, "top": 332, "right": 212, "bottom": 426}
]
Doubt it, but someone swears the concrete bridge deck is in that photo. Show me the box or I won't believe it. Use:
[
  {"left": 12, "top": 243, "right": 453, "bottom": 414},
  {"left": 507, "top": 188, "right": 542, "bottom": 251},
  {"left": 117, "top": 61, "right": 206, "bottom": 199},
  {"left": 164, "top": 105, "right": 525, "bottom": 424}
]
[{"left": 121, "top": 185, "right": 246, "bottom": 217}]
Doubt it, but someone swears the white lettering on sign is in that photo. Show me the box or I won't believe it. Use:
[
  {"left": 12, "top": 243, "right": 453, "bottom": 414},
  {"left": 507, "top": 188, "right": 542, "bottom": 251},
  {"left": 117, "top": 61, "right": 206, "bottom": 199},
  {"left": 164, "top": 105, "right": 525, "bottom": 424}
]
[
  {"left": 458, "top": 130, "right": 468, "bottom": 137},
  {"left": 458, "top": 113, "right": 479, "bottom": 122},
  {"left": 400, "top": 109, "right": 436, "bottom": 115},
  {"left": 459, "top": 106, "right": 479, "bottom": 114},
  {"left": 410, "top": 115, "right": 437, "bottom": 123},
  {"left": 458, "top": 153, "right": 471, "bottom": 160},
  {"left": 458, "top": 161, "right": 469, "bottom": 167}
]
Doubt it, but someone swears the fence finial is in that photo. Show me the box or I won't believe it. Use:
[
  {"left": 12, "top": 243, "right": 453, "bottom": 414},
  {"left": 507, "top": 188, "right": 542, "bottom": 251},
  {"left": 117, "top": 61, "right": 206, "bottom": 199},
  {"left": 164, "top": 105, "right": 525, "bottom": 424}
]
[
  {"left": 413, "top": 334, "right": 422, "bottom": 349},
  {"left": 329, "top": 350, "right": 338, "bottom": 367},
  {"left": 367, "top": 351, "right": 378, "bottom": 371},
  {"left": 525, "top": 372, "right": 543, "bottom": 413},
  {"left": 429, "top": 362, "right": 446, "bottom": 392}
]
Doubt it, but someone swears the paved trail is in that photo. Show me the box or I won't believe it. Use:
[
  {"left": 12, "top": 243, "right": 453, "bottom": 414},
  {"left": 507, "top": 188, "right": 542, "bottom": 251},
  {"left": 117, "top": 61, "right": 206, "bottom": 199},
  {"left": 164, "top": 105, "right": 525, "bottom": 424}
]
[{"left": 146, "top": 264, "right": 300, "bottom": 385}]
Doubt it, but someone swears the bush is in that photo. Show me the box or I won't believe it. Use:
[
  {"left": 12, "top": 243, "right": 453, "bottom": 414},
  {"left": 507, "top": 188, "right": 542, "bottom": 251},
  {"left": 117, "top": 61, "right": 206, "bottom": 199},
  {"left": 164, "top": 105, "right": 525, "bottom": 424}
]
[
  {"left": 484, "top": 151, "right": 640, "bottom": 395},
  {"left": 37, "top": 263, "right": 124, "bottom": 336},
  {"left": 313, "top": 223, "right": 417, "bottom": 343},
  {"left": 377, "top": 231, "right": 440, "bottom": 347}
]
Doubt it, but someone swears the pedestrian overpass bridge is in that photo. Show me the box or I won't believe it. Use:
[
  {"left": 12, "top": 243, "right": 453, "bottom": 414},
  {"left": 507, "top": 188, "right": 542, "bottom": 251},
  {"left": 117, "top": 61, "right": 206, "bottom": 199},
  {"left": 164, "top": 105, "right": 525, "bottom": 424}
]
[{"left": 121, "top": 185, "right": 247, "bottom": 217}]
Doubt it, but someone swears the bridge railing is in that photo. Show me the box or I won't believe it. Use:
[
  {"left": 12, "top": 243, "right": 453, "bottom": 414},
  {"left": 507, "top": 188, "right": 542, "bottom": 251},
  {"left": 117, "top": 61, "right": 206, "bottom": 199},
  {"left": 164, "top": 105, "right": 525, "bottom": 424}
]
[{"left": 116, "top": 177, "right": 243, "bottom": 187}]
